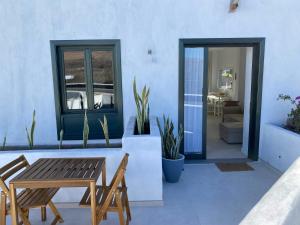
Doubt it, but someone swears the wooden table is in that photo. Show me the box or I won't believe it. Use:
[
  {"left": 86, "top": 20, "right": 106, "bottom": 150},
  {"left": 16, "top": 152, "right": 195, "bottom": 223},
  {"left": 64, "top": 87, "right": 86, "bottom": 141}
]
[
  {"left": 207, "top": 94, "right": 231, "bottom": 117},
  {"left": 9, "top": 157, "right": 106, "bottom": 225}
]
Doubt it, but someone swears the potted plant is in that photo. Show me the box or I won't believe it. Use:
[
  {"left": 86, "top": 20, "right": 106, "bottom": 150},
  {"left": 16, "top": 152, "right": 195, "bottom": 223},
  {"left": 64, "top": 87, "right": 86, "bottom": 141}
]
[
  {"left": 278, "top": 94, "right": 300, "bottom": 133},
  {"left": 157, "top": 116, "right": 184, "bottom": 183}
]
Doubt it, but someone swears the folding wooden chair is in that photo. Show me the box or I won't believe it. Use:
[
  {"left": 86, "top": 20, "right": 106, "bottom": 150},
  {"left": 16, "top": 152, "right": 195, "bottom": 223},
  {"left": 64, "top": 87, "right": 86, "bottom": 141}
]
[
  {"left": 80, "top": 153, "right": 131, "bottom": 225},
  {"left": 0, "top": 155, "right": 63, "bottom": 225}
]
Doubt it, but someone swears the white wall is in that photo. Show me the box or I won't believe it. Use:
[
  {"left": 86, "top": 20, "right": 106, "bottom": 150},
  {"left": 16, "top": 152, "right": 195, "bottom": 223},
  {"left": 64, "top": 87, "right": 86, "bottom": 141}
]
[
  {"left": 242, "top": 47, "right": 253, "bottom": 155},
  {"left": 0, "top": 0, "right": 300, "bottom": 149},
  {"left": 238, "top": 48, "right": 247, "bottom": 107},
  {"left": 260, "top": 124, "right": 300, "bottom": 172},
  {"left": 208, "top": 47, "right": 245, "bottom": 100}
]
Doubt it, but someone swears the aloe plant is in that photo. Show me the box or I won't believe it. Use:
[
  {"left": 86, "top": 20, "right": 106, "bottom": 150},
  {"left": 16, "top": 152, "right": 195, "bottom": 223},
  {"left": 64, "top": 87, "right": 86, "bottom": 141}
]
[
  {"left": 26, "top": 110, "right": 36, "bottom": 150},
  {"left": 133, "top": 77, "right": 150, "bottom": 134},
  {"left": 156, "top": 115, "right": 183, "bottom": 160},
  {"left": 59, "top": 129, "right": 64, "bottom": 149},
  {"left": 99, "top": 115, "right": 110, "bottom": 146},
  {"left": 83, "top": 110, "right": 89, "bottom": 148},
  {"left": 2, "top": 134, "right": 6, "bottom": 150}
]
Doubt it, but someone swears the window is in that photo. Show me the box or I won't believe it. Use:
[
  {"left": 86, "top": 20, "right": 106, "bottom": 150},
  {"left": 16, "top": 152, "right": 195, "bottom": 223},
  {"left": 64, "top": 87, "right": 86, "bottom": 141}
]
[{"left": 51, "top": 40, "right": 123, "bottom": 140}]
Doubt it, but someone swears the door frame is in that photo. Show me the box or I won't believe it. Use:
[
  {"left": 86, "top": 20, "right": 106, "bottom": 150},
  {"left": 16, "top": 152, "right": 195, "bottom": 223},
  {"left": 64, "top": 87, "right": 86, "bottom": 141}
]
[{"left": 178, "top": 38, "right": 265, "bottom": 160}]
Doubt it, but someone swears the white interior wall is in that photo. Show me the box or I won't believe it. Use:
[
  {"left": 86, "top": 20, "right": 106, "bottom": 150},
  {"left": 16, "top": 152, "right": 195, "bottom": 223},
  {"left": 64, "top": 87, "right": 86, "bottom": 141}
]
[
  {"left": 0, "top": 0, "right": 299, "bottom": 150},
  {"left": 209, "top": 48, "right": 244, "bottom": 100},
  {"left": 210, "top": 50, "right": 218, "bottom": 92},
  {"left": 242, "top": 47, "right": 253, "bottom": 155},
  {"left": 239, "top": 49, "right": 247, "bottom": 107},
  {"left": 208, "top": 52, "right": 213, "bottom": 92}
]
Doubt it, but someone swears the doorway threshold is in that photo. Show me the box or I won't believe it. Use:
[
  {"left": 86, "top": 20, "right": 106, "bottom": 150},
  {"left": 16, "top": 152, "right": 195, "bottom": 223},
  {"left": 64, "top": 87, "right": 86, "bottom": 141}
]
[{"left": 185, "top": 158, "right": 252, "bottom": 164}]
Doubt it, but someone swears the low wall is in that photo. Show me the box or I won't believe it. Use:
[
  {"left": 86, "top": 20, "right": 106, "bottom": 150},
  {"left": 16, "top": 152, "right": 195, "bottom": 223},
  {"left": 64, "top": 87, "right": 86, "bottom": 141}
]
[
  {"left": 260, "top": 124, "right": 300, "bottom": 172},
  {"left": 0, "top": 116, "right": 163, "bottom": 203},
  {"left": 240, "top": 157, "right": 300, "bottom": 225}
]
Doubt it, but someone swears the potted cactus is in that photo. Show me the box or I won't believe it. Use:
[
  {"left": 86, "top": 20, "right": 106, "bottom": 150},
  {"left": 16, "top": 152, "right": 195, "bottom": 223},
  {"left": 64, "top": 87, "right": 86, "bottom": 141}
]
[{"left": 157, "top": 115, "right": 184, "bottom": 183}]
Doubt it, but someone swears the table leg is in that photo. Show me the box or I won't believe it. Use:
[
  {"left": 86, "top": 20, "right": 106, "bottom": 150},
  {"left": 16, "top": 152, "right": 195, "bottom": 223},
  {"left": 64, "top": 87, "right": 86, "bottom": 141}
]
[
  {"left": 213, "top": 99, "right": 217, "bottom": 116},
  {"left": 90, "top": 181, "right": 97, "bottom": 225},
  {"left": 9, "top": 183, "right": 19, "bottom": 225},
  {"left": 102, "top": 161, "right": 107, "bottom": 220}
]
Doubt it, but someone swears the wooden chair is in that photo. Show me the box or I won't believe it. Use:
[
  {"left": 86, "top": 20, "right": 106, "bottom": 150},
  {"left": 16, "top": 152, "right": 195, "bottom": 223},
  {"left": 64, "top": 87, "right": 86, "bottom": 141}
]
[
  {"left": 0, "top": 155, "right": 63, "bottom": 225},
  {"left": 80, "top": 153, "right": 131, "bottom": 225}
]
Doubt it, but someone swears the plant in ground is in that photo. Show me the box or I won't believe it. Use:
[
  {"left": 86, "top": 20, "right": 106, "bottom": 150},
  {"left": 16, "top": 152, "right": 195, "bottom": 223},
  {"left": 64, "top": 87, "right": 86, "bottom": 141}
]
[
  {"left": 99, "top": 115, "right": 110, "bottom": 146},
  {"left": 278, "top": 94, "right": 300, "bottom": 133},
  {"left": 59, "top": 129, "right": 64, "bottom": 149},
  {"left": 1, "top": 134, "right": 6, "bottom": 150},
  {"left": 26, "top": 110, "right": 36, "bottom": 150},
  {"left": 133, "top": 77, "right": 150, "bottom": 134},
  {"left": 83, "top": 110, "right": 89, "bottom": 148},
  {"left": 156, "top": 115, "right": 183, "bottom": 160}
]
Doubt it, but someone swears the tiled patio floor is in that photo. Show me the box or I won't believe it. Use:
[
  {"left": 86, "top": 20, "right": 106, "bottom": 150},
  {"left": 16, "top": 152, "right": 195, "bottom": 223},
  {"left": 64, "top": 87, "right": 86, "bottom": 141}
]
[{"left": 6, "top": 161, "right": 280, "bottom": 225}]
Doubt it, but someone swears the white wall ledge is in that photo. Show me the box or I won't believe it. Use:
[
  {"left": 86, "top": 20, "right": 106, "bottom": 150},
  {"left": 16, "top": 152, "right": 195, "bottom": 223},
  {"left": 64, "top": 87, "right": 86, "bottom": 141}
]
[
  {"left": 260, "top": 123, "right": 300, "bottom": 172},
  {"left": 240, "top": 157, "right": 300, "bottom": 225}
]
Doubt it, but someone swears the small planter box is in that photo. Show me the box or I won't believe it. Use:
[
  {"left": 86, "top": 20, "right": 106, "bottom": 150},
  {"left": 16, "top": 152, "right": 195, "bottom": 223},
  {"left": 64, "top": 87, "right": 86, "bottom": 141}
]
[
  {"left": 122, "top": 116, "right": 163, "bottom": 202},
  {"left": 261, "top": 124, "right": 300, "bottom": 172}
]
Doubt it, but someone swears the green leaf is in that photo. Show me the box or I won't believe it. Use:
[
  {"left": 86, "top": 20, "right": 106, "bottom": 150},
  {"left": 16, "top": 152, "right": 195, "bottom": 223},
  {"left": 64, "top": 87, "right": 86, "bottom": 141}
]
[{"left": 99, "top": 115, "right": 110, "bottom": 146}]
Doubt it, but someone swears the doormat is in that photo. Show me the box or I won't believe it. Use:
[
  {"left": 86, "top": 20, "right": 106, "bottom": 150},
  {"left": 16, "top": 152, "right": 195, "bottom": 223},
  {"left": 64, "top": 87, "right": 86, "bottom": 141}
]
[{"left": 215, "top": 162, "right": 254, "bottom": 172}]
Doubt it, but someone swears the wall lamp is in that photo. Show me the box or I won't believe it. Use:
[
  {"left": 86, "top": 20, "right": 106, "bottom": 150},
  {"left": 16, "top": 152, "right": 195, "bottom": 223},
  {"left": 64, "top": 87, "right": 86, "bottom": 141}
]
[{"left": 230, "top": 0, "right": 239, "bottom": 12}]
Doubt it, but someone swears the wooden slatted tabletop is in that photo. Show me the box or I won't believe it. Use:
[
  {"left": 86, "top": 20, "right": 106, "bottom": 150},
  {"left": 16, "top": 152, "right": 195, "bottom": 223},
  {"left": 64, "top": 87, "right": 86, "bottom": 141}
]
[
  {"left": 11, "top": 158, "right": 105, "bottom": 188},
  {"left": 9, "top": 157, "right": 106, "bottom": 225}
]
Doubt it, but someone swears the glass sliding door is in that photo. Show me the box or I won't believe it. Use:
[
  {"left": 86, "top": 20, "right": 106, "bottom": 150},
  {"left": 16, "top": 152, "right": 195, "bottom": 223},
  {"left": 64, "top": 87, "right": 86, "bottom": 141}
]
[{"left": 183, "top": 47, "right": 207, "bottom": 157}]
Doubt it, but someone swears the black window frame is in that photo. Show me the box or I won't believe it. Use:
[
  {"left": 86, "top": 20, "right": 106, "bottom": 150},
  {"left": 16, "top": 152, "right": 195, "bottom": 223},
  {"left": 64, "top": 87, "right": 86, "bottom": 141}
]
[{"left": 50, "top": 40, "right": 123, "bottom": 140}]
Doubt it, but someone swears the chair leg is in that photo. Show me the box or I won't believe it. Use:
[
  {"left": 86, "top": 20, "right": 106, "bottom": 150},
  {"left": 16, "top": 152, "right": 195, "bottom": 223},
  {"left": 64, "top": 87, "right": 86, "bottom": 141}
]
[
  {"left": 0, "top": 192, "right": 6, "bottom": 225},
  {"left": 41, "top": 207, "right": 46, "bottom": 221},
  {"left": 48, "top": 201, "right": 64, "bottom": 223},
  {"left": 124, "top": 193, "right": 131, "bottom": 221},
  {"left": 19, "top": 209, "right": 31, "bottom": 225},
  {"left": 24, "top": 209, "right": 29, "bottom": 219},
  {"left": 116, "top": 193, "right": 125, "bottom": 225}
]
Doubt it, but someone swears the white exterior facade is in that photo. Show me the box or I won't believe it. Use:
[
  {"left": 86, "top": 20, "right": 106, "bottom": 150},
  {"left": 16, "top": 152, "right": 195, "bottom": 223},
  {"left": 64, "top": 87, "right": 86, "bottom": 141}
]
[{"left": 0, "top": 0, "right": 300, "bottom": 162}]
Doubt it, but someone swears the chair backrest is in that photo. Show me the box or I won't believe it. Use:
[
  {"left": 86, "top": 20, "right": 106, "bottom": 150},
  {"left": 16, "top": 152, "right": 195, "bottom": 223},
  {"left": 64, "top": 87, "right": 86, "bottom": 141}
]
[
  {"left": 0, "top": 155, "right": 29, "bottom": 195},
  {"left": 109, "top": 153, "right": 129, "bottom": 188},
  {"left": 97, "top": 153, "right": 129, "bottom": 221}
]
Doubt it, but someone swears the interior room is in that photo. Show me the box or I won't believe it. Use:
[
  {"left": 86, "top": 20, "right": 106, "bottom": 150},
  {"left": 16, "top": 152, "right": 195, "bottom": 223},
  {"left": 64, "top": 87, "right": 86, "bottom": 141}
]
[{"left": 206, "top": 47, "right": 252, "bottom": 159}]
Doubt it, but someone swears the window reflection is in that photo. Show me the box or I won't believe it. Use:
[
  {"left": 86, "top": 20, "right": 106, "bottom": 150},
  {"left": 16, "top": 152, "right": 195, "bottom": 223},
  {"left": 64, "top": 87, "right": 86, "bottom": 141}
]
[
  {"left": 63, "top": 51, "right": 87, "bottom": 110},
  {"left": 92, "top": 51, "right": 114, "bottom": 109}
]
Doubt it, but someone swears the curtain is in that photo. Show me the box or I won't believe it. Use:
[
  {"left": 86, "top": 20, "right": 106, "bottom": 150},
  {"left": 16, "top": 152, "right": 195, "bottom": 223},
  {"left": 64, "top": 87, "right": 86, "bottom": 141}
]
[{"left": 184, "top": 48, "right": 204, "bottom": 154}]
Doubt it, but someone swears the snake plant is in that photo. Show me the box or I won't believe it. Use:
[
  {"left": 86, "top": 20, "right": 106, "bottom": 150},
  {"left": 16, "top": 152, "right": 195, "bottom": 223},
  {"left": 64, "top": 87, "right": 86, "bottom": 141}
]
[
  {"left": 83, "top": 110, "right": 89, "bottom": 148},
  {"left": 59, "top": 129, "right": 64, "bottom": 149},
  {"left": 156, "top": 115, "right": 183, "bottom": 160},
  {"left": 1, "top": 134, "right": 6, "bottom": 150},
  {"left": 133, "top": 77, "right": 150, "bottom": 134},
  {"left": 26, "top": 110, "right": 36, "bottom": 150},
  {"left": 99, "top": 115, "right": 110, "bottom": 146}
]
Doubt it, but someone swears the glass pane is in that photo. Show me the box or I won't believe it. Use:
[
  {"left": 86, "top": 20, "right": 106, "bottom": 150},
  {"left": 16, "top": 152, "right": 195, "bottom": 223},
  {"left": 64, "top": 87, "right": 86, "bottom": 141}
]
[
  {"left": 63, "top": 51, "right": 87, "bottom": 110},
  {"left": 92, "top": 51, "right": 114, "bottom": 109},
  {"left": 184, "top": 48, "right": 204, "bottom": 154}
]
